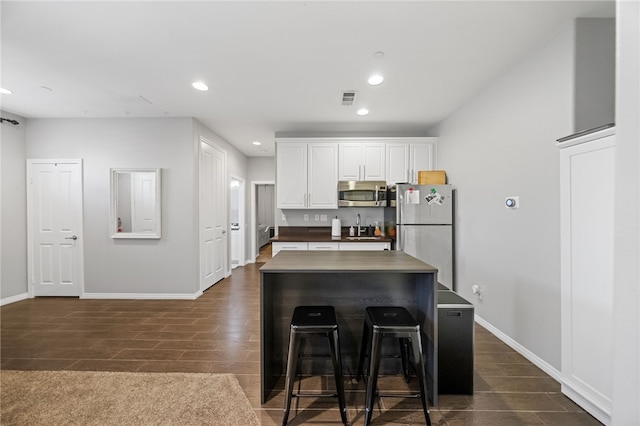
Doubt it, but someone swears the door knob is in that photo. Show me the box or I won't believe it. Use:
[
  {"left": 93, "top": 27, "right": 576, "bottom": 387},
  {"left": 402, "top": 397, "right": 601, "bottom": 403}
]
[{"left": 65, "top": 235, "right": 78, "bottom": 240}]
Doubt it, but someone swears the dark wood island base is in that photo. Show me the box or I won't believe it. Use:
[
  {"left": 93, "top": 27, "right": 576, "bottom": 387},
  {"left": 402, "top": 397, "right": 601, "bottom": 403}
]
[{"left": 260, "top": 250, "right": 439, "bottom": 405}]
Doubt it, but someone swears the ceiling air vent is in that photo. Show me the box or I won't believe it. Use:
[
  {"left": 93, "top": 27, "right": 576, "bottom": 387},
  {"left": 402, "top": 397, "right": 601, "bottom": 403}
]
[{"left": 341, "top": 91, "right": 357, "bottom": 106}]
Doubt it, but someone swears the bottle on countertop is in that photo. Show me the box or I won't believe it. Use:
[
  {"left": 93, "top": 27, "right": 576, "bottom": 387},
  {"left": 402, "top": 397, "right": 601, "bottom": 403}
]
[
  {"left": 374, "top": 221, "right": 381, "bottom": 236},
  {"left": 349, "top": 226, "right": 355, "bottom": 237}
]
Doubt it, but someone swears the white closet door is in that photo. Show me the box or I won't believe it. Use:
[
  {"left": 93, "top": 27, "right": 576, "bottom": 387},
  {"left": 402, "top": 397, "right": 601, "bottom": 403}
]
[{"left": 28, "top": 159, "right": 84, "bottom": 297}]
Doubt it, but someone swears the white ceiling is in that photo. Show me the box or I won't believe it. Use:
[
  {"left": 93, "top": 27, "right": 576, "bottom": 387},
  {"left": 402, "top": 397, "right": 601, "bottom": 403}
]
[{"left": 1, "top": 1, "right": 614, "bottom": 157}]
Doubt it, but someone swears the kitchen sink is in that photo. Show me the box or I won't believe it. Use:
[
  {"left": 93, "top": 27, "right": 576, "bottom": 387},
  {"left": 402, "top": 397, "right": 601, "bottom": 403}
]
[{"left": 345, "top": 236, "right": 379, "bottom": 240}]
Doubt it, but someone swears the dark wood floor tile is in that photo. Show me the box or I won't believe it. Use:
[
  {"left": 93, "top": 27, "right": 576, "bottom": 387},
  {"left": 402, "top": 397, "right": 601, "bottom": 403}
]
[
  {"left": 209, "top": 361, "right": 260, "bottom": 374},
  {"left": 133, "top": 331, "right": 197, "bottom": 340},
  {"left": 436, "top": 394, "right": 473, "bottom": 410},
  {"left": 547, "top": 392, "right": 593, "bottom": 413},
  {"left": 0, "top": 358, "right": 76, "bottom": 370},
  {"left": 495, "top": 362, "right": 549, "bottom": 377},
  {"left": 474, "top": 375, "right": 560, "bottom": 393},
  {"left": 442, "top": 410, "right": 545, "bottom": 425},
  {"left": 111, "top": 348, "right": 184, "bottom": 361},
  {"left": 51, "top": 323, "right": 116, "bottom": 331},
  {"left": 474, "top": 351, "right": 528, "bottom": 364},
  {"left": 469, "top": 392, "right": 566, "bottom": 411},
  {"left": 159, "top": 324, "right": 221, "bottom": 333},
  {"left": 475, "top": 340, "right": 514, "bottom": 353},
  {"left": 67, "top": 359, "right": 147, "bottom": 372},
  {"left": 135, "top": 360, "right": 216, "bottom": 373},
  {"left": 191, "top": 331, "right": 248, "bottom": 341},
  {"left": 178, "top": 350, "right": 245, "bottom": 361},
  {"left": 535, "top": 411, "right": 603, "bottom": 425},
  {"left": 155, "top": 339, "right": 223, "bottom": 350},
  {"left": 44, "top": 347, "right": 123, "bottom": 360},
  {"left": 139, "top": 317, "right": 197, "bottom": 325},
  {"left": 92, "top": 339, "right": 160, "bottom": 349}
]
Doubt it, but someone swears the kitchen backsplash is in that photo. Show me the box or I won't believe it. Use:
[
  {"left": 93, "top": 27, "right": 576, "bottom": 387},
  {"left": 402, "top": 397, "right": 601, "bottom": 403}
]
[{"left": 276, "top": 207, "right": 386, "bottom": 230}]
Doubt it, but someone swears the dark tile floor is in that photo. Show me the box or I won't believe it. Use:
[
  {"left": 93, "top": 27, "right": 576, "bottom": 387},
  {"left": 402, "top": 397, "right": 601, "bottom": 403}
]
[{"left": 1, "top": 244, "right": 602, "bottom": 425}]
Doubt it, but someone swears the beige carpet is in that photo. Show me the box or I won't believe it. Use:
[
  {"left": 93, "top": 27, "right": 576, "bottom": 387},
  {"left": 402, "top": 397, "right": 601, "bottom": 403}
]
[{"left": 0, "top": 370, "right": 260, "bottom": 426}]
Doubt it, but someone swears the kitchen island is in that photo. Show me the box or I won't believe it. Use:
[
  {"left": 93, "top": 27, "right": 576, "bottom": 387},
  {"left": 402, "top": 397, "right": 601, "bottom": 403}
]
[{"left": 260, "top": 250, "right": 439, "bottom": 405}]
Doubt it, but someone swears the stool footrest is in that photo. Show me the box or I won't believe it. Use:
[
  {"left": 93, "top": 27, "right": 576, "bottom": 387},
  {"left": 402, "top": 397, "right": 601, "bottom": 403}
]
[{"left": 292, "top": 392, "right": 339, "bottom": 398}]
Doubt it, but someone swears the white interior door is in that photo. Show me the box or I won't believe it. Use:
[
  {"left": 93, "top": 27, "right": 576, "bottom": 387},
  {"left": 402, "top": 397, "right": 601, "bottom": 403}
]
[
  {"left": 200, "top": 140, "right": 227, "bottom": 291},
  {"left": 27, "top": 159, "right": 84, "bottom": 296}
]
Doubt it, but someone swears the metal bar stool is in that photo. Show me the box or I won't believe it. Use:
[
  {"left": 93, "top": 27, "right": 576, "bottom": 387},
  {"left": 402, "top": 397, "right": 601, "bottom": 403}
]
[
  {"left": 282, "top": 306, "right": 348, "bottom": 425},
  {"left": 356, "top": 306, "right": 431, "bottom": 426}
]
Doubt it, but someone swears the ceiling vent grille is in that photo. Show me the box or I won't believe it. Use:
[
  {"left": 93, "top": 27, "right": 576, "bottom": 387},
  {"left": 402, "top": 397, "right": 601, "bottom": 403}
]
[{"left": 341, "top": 91, "right": 357, "bottom": 106}]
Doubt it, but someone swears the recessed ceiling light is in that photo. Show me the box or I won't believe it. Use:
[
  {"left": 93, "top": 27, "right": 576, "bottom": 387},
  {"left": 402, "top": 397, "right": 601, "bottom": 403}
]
[
  {"left": 0, "top": 87, "right": 13, "bottom": 94},
  {"left": 192, "top": 81, "right": 208, "bottom": 91},
  {"left": 357, "top": 108, "right": 369, "bottom": 116},
  {"left": 368, "top": 74, "right": 384, "bottom": 86},
  {"left": 252, "top": 141, "right": 262, "bottom": 146}
]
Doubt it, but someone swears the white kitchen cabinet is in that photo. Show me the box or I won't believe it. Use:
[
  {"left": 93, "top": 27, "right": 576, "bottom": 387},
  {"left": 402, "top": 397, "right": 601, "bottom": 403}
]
[
  {"left": 386, "top": 138, "right": 437, "bottom": 184},
  {"left": 338, "top": 142, "right": 385, "bottom": 181},
  {"left": 308, "top": 242, "right": 340, "bottom": 251},
  {"left": 338, "top": 242, "right": 390, "bottom": 251},
  {"left": 276, "top": 141, "right": 338, "bottom": 209},
  {"left": 559, "top": 126, "right": 614, "bottom": 425},
  {"left": 272, "top": 242, "right": 308, "bottom": 256},
  {"left": 386, "top": 143, "right": 411, "bottom": 184}
]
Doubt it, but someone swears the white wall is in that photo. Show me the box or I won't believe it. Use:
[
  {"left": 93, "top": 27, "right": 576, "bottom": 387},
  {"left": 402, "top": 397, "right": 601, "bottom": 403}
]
[
  {"left": 26, "top": 118, "right": 199, "bottom": 296},
  {"left": 0, "top": 111, "right": 28, "bottom": 302},
  {"left": 434, "top": 23, "right": 576, "bottom": 370},
  {"left": 612, "top": 1, "right": 640, "bottom": 424},
  {"left": 574, "top": 18, "right": 616, "bottom": 133}
]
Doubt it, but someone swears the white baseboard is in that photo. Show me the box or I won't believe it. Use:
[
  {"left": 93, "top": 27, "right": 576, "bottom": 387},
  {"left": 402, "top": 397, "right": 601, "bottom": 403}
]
[
  {"left": 0, "top": 292, "right": 29, "bottom": 306},
  {"left": 474, "top": 314, "right": 561, "bottom": 381},
  {"left": 81, "top": 291, "right": 202, "bottom": 300},
  {"left": 561, "top": 382, "right": 611, "bottom": 425}
]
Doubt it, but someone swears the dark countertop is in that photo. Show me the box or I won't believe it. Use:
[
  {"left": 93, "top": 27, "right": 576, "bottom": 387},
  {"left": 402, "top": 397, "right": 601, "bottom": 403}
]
[
  {"left": 260, "top": 250, "right": 436, "bottom": 273},
  {"left": 270, "top": 226, "right": 392, "bottom": 243}
]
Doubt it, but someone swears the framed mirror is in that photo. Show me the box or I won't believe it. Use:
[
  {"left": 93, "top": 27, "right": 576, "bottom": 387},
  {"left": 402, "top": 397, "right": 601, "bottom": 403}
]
[{"left": 110, "top": 168, "right": 161, "bottom": 239}]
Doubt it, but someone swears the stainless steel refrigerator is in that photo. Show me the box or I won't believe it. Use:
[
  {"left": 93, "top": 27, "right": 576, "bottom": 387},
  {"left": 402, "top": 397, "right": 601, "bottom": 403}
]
[{"left": 395, "top": 184, "right": 455, "bottom": 290}]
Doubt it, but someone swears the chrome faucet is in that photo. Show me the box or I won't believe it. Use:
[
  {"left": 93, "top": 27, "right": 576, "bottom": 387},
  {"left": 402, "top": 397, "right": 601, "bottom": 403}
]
[{"left": 356, "top": 213, "right": 361, "bottom": 237}]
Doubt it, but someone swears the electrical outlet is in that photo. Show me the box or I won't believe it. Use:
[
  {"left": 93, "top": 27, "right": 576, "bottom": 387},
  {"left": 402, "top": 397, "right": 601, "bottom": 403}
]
[
  {"left": 303, "top": 214, "right": 309, "bottom": 221},
  {"left": 472, "top": 284, "right": 483, "bottom": 301},
  {"left": 315, "top": 214, "right": 319, "bottom": 221}
]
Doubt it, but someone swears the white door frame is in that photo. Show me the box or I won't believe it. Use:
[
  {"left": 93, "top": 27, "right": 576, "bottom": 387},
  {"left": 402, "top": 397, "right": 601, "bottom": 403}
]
[
  {"left": 230, "top": 175, "right": 245, "bottom": 268},
  {"left": 26, "top": 159, "right": 84, "bottom": 297},
  {"left": 251, "top": 180, "right": 275, "bottom": 262}
]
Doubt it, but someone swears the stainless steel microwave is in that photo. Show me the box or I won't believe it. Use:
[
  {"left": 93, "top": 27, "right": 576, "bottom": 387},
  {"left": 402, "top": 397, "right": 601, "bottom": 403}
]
[{"left": 338, "top": 181, "right": 387, "bottom": 207}]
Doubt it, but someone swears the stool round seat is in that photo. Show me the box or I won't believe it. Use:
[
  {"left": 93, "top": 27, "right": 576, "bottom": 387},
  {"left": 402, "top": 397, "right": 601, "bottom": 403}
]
[
  {"left": 282, "top": 306, "right": 348, "bottom": 425},
  {"left": 356, "top": 306, "right": 432, "bottom": 426}
]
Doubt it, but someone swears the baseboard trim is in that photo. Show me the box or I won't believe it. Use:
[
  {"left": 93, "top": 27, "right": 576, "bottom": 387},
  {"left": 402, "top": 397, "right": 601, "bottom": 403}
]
[
  {"left": 561, "top": 382, "right": 611, "bottom": 425},
  {"left": 0, "top": 292, "right": 30, "bottom": 306},
  {"left": 81, "top": 292, "right": 203, "bottom": 300},
  {"left": 474, "top": 314, "right": 561, "bottom": 381}
]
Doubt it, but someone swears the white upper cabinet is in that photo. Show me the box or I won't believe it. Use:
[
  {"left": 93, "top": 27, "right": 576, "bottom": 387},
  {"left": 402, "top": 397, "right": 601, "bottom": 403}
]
[
  {"left": 276, "top": 141, "right": 338, "bottom": 209},
  {"left": 386, "top": 143, "right": 410, "bottom": 184},
  {"left": 338, "top": 142, "right": 385, "bottom": 181},
  {"left": 308, "top": 143, "right": 339, "bottom": 208},
  {"left": 386, "top": 138, "right": 437, "bottom": 184}
]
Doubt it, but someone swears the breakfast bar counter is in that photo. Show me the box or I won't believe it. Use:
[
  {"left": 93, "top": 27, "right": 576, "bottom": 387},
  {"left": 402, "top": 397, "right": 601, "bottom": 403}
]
[{"left": 260, "top": 250, "right": 439, "bottom": 404}]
